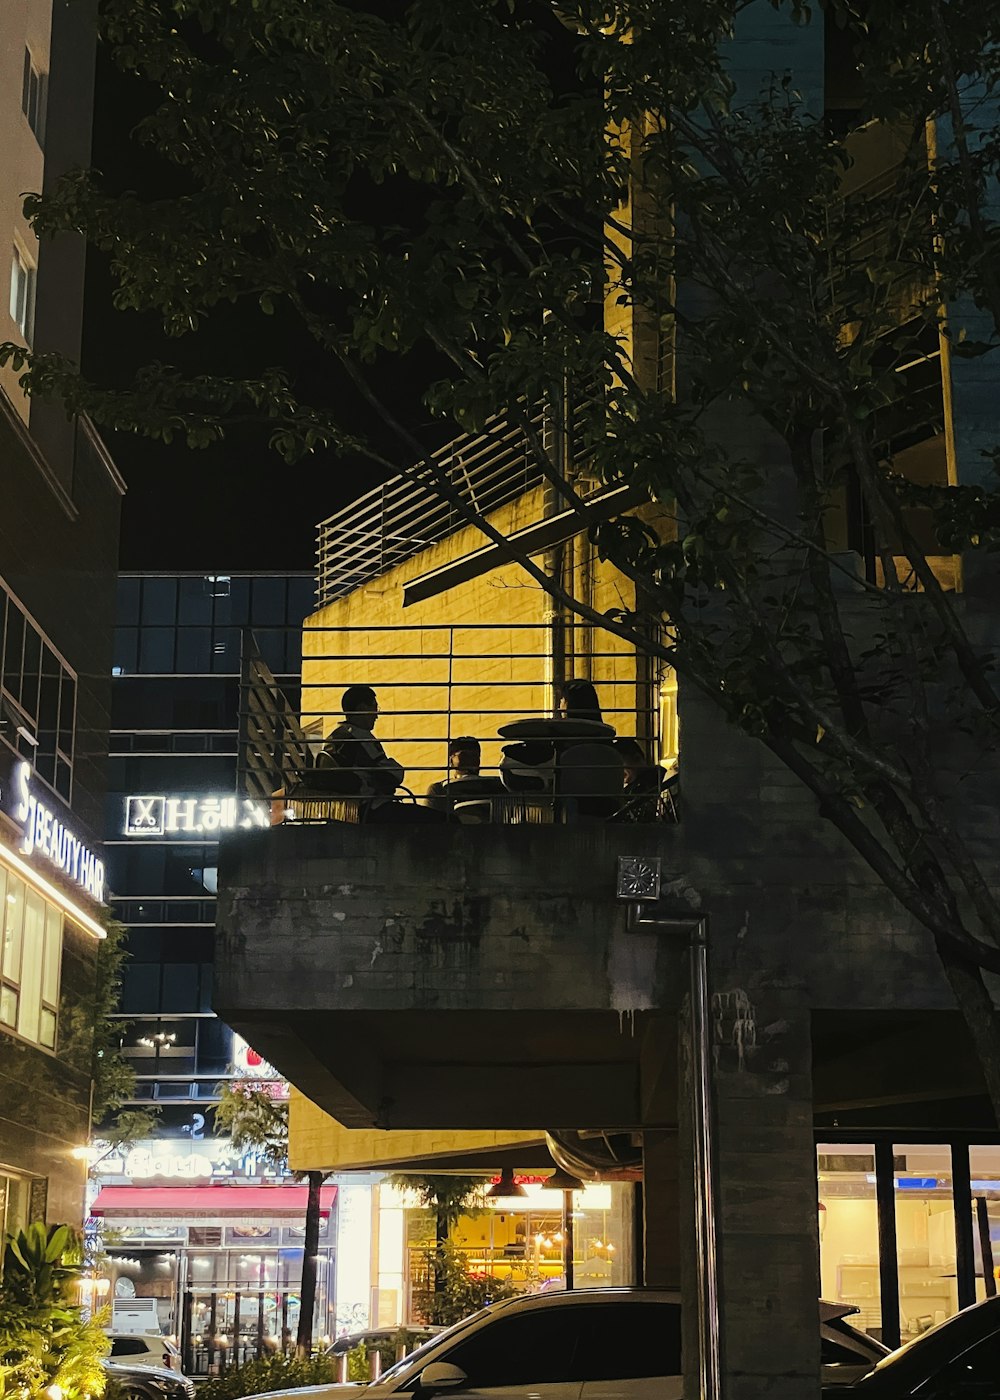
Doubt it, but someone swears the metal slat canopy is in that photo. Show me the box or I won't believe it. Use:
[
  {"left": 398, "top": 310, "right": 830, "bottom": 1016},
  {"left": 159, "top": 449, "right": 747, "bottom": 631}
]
[{"left": 402, "top": 481, "right": 646, "bottom": 607}]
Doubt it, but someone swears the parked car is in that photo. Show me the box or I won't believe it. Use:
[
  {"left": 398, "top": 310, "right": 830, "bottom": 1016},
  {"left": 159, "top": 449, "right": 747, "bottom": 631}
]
[
  {"left": 103, "top": 1357, "right": 195, "bottom": 1400},
  {"left": 326, "top": 1326, "right": 443, "bottom": 1359},
  {"left": 821, "top": 1301, "right": 889, "bottom": 1386},
  {"left": 824, "top": 1294, "right": 1000, "bottom": 1398},
  {"left": 238, "top": 1287, "right": 885, "bottom": 1400},
  {"left": 105, "top": 1332, "right": 183, "bottom": 1371}
]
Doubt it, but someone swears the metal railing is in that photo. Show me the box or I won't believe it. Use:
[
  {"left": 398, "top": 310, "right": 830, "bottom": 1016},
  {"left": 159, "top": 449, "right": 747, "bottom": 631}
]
[
  {"left": 238, "top": 623, "right": 677, "bottom": 825},
  {"left": 315, "top": 400, "right": 597, "bottom": 608}
]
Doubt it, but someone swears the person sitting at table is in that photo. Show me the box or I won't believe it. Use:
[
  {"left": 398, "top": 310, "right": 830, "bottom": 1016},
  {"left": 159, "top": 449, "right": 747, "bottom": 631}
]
[
  {"left": 558, "top": 678, "right": 605, "bottom": 724},
  {"left": 319, "top": 686, "right": 447, "bottom": 825},
  {"left": 319, "top": 685, "right": 403, "bottom": 800},
  {"left": 426, "top": 737, "right": 504, "bottom": 815},
  {"left": 500, "top": 680, "right": 613, "bottom": 801},
  {"left": 427, "top": 735, "right": 480, "bottom": 801},
  {"left": 610, "top": 738, "right": 679, "bottom": 823}
]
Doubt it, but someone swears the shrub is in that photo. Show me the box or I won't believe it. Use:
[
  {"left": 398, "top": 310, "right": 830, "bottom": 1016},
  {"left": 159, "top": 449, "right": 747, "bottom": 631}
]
[
  {"left": 420, "top": 1244, "right": 519, "bottom": 1326},
  {"left": 0, "top": 1223, "right": 110, "bottom": 1398},
  {"left": 346, "top": 1340, "right": 369, "bottom": 1381},
  {"left": 197, "top": 1353, "right": 338, "bottom": 1400}
]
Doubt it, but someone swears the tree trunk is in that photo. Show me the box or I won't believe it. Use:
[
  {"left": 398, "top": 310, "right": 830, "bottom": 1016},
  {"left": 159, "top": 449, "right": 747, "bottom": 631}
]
[
  {"left": 434, "top": 1207, "right": 448, "bottom": 1294},
  {"left": 296, "top": 1170, "right": 324, "bottom": 1357},
  {"left": 939, "top": 947, "right": 1000, "bottom": 1121}
]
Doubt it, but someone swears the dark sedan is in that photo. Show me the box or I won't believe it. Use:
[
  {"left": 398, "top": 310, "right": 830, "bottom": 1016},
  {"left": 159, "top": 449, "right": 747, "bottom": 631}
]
[
  {"left": 825, "top": 1295, "right": 1000, "bottom": 1398},
  {"left": 103, "top": 1357, "right": 196, "bottom": 1400}
]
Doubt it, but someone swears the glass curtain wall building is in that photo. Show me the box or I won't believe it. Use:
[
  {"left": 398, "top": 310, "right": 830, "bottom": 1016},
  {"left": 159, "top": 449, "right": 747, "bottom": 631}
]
[
  {"left": 97, "top": 573, "right": 322, "bottom": 1357},
  {"left": 106, "top": 571, "right": 313, "bottom": 1113}
]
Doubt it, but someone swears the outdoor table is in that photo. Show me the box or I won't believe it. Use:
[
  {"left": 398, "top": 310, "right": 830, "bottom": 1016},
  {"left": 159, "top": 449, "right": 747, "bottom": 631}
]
[{"left": 497, "top": 716, "right": 617, "bottom": 740}]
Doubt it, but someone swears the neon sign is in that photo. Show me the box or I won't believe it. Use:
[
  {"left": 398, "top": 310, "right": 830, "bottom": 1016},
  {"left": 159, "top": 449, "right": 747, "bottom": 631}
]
[
  {"left": 13, "top": 762, "right": 105, "bottom": 902},
  {"left": 124, "top": 794, "right": 269, "bottom": 837}
]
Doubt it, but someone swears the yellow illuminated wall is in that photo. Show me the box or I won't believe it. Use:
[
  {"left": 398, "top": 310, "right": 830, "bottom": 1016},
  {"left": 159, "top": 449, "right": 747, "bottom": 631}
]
[
  {"left": 302, "top": 489, "right": 664, "bottom": 794},
  {"left": 289, "top": 1088, "right": 544, "bottom": 1174}
]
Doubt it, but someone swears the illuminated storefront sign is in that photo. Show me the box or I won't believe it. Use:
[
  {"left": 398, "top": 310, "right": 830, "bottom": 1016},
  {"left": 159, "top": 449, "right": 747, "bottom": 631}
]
[
  {"left": 9, "top": 761, "right": 105, "bottom": 902},
  {"left": 97, "top": 1136, "right": 287, "bottom": 1183},
  {"left": 124, "top": 794, "right": 269, "bottom": 837}
]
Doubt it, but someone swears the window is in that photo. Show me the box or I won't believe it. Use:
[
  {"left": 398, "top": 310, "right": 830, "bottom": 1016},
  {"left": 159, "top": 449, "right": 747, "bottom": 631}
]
[
  {"left": 21, "top": 49, "right": 45, "bottom": 140},
  {"left": 821, "top": 1334, "right": 872, "bottom": 1366},
  {"left": 427, "top": 1303, "right": 680, "bottom": 1391},
  {"left": 922, "top": 1331, "right": 1000, "bottom": 1397},
  {"left": 443, "top": 1308, "right": 588, "bottom": 1388},
  {"left": 110, "top": 1338, "right": 146, "bottom": 1357},
  {"left": 9, "top": 245, "right": 35, "bottom": 341},
  {"left": 818, "top": 1144, "right": 883, "bottom": 1337},
  {"left": 573, "top": 1302, "right": 681, "bottom": 1380},
  {"left": 0, "top": 865, "right": 63, "bottom": 1051},
  {"left": 1, "top": 577, "right": 76, "bottom": 799},
  {"left": 0, "top": 1172, "right": 30, "bottom": 1261}
]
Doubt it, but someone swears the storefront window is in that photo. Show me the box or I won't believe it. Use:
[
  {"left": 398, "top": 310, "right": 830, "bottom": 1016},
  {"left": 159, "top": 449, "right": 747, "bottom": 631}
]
[
  {"left": 401, "top": 1180, "right": 632, "bottom": 1322},
  {"left": 893, "top": 1144, "right": 957, "bottom": 1340},
  {"left": 817, "top": 1143, "right": 882, "bottom": 1336}
]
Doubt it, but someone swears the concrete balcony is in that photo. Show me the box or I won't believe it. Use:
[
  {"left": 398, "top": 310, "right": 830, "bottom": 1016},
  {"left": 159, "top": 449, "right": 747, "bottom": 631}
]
[{"left": 214, "top": 820, "right": 684, "bottom": 1134}]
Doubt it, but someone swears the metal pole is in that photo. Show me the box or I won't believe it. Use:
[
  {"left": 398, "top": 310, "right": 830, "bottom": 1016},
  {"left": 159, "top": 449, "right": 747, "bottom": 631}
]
[
  {"left": 207, "top": 1291, "right": 217, "bottom": 1372},
  {"left": 233, "top": 1292, "right": 242, "bottom": 1365},
  {"left": 977, "top": 1198, "right": 997, "bottom": 1297},
  {"left": 688, "top": 921, "right": 721, "bottom": 1400},
  {"left": 181, "top": 1290, "right": 194, "bottom": 1376},
  {"left": 256, "top": 1291, "right": 265, "bottom": 1359},
  {"left": 952, "top": 1143, "right": 976, "bottom": 1310},
  {"left": 874, "top": 1140, "right": 901, "bottom": 1349},
  {"left": 563, "top": 1188, "right": 575, "bottom": 1290},
  {"left": 627, "top": 907, "right": 720, "bottom": 1400}
]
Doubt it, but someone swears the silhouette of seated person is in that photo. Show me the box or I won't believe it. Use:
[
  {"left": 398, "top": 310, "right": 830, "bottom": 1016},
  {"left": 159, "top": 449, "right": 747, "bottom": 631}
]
[
  {"left": 500, "top": 681, "right": 622, "bottom": 817},
  {"left": 318, "top": 685, "right": 403, "bottom": 796},
  {"left": 610, "top": 738, "right": 667, "bottom": 823},
  {"left": 425, "top": 737, "right": 503, "bottom": 815},
  {"left": 554, "top": 681, "right": 623, "bottom": 819},
  {"left": 559, "top": 678, "right": 606, "bottom": 727},
  {"left": 318, "top": 687, "right": 445, "bottom": 824}
]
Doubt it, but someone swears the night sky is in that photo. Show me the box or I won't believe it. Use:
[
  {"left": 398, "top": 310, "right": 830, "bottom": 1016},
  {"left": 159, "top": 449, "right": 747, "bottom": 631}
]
[{"left": 83, "top": 48, "right": 435, "bottom": 574}]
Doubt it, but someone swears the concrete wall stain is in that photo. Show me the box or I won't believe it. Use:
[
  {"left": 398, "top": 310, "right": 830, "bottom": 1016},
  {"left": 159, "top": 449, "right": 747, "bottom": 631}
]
[{"left": 416, "top": 897, "right": 490, "bottom": 944}]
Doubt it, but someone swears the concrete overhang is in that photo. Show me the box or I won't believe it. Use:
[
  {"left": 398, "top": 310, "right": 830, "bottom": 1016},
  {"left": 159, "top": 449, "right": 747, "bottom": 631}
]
[{"left": 215, "top": 822, "right": 684, "bottom": 1135}]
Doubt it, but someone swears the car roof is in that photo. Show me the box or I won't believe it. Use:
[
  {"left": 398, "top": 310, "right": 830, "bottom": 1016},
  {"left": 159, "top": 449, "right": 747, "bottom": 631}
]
[
  {"left": 328, "top": 1326, "right": 441, "bottom": 1354},
  {"left": 485, "top": 1287, "right": 681, "bottom": 1312},
  {"left": 855, "top": 1295, "right": 1000, "bottom": 1393},
  {"left": 104, "top": 1359, "right": 180, "bottom": 1381},
  {"left": 819, "top": 1300, "right": 860, "bottom": 1323}
]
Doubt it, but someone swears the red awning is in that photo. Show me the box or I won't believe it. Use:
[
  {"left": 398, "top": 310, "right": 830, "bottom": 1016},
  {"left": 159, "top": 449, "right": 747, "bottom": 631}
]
[{"left": 90, "top": 1185, "right": 337, "bottom": 1216}]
